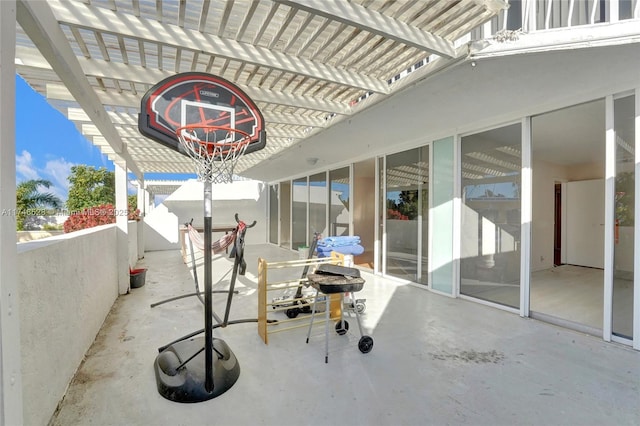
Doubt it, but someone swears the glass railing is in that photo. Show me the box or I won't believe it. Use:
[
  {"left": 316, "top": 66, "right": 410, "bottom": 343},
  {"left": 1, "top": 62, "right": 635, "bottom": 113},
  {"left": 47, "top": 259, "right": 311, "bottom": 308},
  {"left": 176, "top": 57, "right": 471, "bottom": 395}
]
[{"left": 470, "top": 0, "right": 638, "bottom": 40}]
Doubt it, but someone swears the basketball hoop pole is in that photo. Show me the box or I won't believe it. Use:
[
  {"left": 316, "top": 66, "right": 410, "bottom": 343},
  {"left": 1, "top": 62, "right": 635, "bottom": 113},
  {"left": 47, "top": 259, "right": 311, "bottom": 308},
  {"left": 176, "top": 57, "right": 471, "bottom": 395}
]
[{"left": 203, "top": 181, "right": 214, "bottom": 392}]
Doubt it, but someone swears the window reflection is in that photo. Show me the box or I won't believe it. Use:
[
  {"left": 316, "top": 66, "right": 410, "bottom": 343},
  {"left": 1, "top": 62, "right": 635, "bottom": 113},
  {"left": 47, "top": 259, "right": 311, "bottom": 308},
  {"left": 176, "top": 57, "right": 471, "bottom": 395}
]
[
  {"left": 384, "top": 147, "right": 428, "bottom": 283},
  {"left": 309, "top": 172, "right": 327, "bottom": 237},
  {"left": 613, "top": 95, "right": 635, "bottom": 339},
  {"left": 461, "top": 124, "right": 522, "bottom": 308},
  {"left": 292, "top": 177, "right": 308, "bottom": 250},
  {"left": 329, "top": 167, "right": 350, "bottom": 236}
]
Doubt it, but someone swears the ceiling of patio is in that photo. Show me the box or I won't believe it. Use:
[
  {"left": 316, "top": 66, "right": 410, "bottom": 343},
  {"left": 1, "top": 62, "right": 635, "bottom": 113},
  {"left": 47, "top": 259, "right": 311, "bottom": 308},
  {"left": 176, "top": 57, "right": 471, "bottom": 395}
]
[{"left": 15, "top": 0, "right": 507, "bottom": 180}]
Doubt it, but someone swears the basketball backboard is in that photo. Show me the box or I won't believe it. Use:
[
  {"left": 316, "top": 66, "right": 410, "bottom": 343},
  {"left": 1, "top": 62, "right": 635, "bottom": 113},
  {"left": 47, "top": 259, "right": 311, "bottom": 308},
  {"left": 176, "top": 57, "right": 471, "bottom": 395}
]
[{"left": 138, "top": 72, "right": 266, "bottom": 156}]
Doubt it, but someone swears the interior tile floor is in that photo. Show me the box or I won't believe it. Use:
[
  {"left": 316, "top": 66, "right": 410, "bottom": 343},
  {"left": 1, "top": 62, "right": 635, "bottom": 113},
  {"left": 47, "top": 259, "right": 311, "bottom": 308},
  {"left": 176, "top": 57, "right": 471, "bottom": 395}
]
[
  {"left": 50, "top": 245, "right": 640, "bottom": 425},
  {"left": 530, "top": 265, "right": 605, "bottom": 332}
]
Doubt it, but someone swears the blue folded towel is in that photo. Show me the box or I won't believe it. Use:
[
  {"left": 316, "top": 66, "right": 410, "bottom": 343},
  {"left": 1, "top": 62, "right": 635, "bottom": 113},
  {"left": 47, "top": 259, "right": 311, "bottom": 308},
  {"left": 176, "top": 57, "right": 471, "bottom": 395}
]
[
  {"left": 317, "top": 236, "right": 361, "bottom": 247},
  {"left": 316, "top": 244, "right": 365, "bottom": 257}
]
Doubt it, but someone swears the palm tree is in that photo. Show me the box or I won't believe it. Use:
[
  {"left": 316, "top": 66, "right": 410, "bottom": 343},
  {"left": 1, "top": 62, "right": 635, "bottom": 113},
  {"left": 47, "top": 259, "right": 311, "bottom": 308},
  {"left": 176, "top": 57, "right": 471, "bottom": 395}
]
[{"left": 16, "top": 179, "right": 63, "bottom": 231}]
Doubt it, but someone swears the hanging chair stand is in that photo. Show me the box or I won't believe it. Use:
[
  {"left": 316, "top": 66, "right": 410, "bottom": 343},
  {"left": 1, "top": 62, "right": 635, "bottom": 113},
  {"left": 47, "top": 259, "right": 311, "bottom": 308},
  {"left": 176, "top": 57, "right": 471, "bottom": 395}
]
[{"left": 149, "top": 219, "right": 238, "bottom": 309}]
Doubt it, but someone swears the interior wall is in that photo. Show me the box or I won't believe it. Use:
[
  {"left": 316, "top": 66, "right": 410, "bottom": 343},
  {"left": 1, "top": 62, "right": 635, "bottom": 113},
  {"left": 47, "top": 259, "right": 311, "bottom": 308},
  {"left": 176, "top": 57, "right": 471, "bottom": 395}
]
[
  {"left": 531, "top": 159, "right": 570, "bottom": 272},
  {"left": 567, "top": 161, "right": 604, "bottom": 181}
]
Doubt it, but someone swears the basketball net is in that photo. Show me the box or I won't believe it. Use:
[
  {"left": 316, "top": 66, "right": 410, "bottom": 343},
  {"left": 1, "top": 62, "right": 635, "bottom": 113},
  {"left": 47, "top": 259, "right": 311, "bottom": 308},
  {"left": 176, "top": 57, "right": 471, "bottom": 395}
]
[{"left": 176, "top": 125, "right": 251, "bottom": 184}]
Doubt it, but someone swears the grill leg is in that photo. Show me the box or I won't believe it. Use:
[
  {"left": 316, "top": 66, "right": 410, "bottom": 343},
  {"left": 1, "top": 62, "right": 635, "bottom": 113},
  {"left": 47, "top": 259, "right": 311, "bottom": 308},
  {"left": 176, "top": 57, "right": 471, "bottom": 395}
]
[
  {"left": 306, "top": 290, "right": 319, "bottom": 344},
  {"left": 353, "top": 294, "right": 365, "bottom": 337},
  {"left": 325, "top": 294, "right": 330, "bottom": 363}
]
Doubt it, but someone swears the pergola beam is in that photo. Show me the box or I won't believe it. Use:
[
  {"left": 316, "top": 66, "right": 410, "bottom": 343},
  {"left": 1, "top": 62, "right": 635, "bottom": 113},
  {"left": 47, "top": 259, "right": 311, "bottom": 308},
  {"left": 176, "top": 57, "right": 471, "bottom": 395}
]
[
  {"left": 16, "top": 45, "right": 352, "bottom": 115},
  {"left": 48, "top": 1, "right": 390, "bottom": 94},
  {"left": 275, "top": 0, "right": 457, "bottom": 58},
  {"left": 65, "top": 105, "right": 327, "bottom": 130}
]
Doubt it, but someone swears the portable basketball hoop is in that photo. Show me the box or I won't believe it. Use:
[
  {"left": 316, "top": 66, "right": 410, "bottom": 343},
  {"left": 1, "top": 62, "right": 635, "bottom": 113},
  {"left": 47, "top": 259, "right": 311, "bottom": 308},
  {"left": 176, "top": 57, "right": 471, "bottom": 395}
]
[{"left": 139, "top": 72, "right": 266, "bottom": 403}]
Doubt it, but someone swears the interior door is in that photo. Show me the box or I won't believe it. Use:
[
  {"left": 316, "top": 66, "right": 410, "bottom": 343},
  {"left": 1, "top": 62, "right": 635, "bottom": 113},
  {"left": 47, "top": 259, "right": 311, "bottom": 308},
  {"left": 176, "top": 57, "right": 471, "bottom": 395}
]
[
  {"left": 565, "top": 179, "right": 604, "bottom": 268},
  {"left": 554, "top": 183, "right": 562, "bottom": 266}
]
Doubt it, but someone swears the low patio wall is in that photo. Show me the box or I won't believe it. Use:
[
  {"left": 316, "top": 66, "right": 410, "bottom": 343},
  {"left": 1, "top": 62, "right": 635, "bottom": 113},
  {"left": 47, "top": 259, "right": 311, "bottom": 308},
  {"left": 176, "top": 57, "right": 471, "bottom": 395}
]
[
  {"left": 17, "top": 224, "right": 120, "bottom": 426},
  {"left": 128, "top": 219, "right": 140, "bottom": 267},
  {"left": 17, "top": 230, "right": 65, "bottom": 242}
]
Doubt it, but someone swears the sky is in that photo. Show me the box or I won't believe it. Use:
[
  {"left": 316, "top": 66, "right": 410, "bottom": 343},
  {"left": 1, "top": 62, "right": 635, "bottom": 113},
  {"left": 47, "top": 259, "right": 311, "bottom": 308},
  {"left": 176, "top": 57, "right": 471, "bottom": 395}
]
[{"left": 15, "top": 75, "right": 192, "bottom": 203}]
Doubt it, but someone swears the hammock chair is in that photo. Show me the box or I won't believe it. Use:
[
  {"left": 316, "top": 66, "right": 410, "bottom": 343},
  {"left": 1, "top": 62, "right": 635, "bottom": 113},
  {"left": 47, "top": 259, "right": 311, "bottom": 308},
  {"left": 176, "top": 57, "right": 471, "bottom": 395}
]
[
  {"left": 150, "top": 219, "right": 241, "bottom": 308},
  {"left": 186, "top": 221, "right": 237, "bottom": 255}
]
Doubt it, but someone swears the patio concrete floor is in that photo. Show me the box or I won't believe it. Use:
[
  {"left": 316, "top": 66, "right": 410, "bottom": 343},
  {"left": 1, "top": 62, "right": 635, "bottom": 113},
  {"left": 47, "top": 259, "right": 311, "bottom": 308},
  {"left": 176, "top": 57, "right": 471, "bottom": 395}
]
[{"left": 50, "top": 244, "right": 640, "bottom": 425}]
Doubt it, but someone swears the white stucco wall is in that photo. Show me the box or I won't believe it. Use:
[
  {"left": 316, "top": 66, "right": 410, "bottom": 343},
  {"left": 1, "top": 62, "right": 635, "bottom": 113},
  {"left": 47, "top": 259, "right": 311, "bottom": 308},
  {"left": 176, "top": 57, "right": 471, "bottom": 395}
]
[
  {"left": 17, "top": 225, "right": 119, "bottom": 426},
  {"left": 144, "top": 203, "right": 180, "bottom": 251},
  {"left": 163, "top": 180, "right": 268, "bottom": 245}
]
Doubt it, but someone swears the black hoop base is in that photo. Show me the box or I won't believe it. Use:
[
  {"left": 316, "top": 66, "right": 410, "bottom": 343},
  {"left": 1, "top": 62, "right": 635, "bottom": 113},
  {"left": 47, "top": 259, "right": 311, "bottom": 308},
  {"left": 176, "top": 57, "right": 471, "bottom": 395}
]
[{"left": 154, "top": 336, "right": 240, "bottom": 403}]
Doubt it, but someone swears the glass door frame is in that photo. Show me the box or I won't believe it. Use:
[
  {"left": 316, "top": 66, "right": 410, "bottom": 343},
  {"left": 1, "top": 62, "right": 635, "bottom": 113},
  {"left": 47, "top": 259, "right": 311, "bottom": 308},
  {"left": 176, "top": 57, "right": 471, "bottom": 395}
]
[
  {"left": 635, "top": 89, "right": 640, "bottom": 351},
  {"left": 377, "top": 156, "right": 385, "bottom": 276},
  {"left": 522, "top": 92, "right": 638, "bottom": 348},
  {"left": 521, "top": 117, "right": 532, "bottom": 318},
  {"left": 606, "top": 90, "right": 640, "bottom": 349}
]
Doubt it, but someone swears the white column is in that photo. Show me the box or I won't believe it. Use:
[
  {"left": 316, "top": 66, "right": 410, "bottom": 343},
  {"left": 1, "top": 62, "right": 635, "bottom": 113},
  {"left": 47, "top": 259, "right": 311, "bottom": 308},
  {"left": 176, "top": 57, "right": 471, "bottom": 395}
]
[
  {"left": 115, "top": 163, "right": 129, "bottom": 294},
  {"left": 136, "top": 181, "right": 145, "bottom": 216},
  {"left": 0, "top": 1, "right": 24, "bottom": 425},
  {"left": 136, "top": 180, "right": 144, "bottom": 260},
  {"left": 482, "top": 21, "right": 492, "bottom": 38},
  {"left": 525, "top": 0, "right": 537, "bottom": 31},
  {"left": 607, "top": 0, "right": 620, "bottom": 22}
]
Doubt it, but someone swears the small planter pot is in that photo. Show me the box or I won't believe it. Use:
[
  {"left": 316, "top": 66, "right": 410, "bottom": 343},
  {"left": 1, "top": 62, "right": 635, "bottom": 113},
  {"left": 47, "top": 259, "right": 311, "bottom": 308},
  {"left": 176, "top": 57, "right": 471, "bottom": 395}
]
[{"left": 129, "top": 268, "right": 147, "bottom": 289}]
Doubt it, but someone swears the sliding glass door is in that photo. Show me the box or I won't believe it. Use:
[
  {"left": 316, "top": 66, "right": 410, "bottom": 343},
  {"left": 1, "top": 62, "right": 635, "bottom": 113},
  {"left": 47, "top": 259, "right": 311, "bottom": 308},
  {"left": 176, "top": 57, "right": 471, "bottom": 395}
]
[
  {"left": 460, "top": 123, "right": 522, "bottom": 309},
  {"left": 613, "top": 94, "right": 635, "bottom": 340},
  {"left": 384, "top": 146, "right": 428, "bottom": 283}
]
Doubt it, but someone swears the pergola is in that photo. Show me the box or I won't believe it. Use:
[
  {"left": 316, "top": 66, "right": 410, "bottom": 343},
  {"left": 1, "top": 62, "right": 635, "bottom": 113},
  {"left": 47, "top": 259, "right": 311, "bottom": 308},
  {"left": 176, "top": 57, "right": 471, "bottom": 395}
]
[{"left": 14, "top": 0, "right": 507, "bottom": 180}]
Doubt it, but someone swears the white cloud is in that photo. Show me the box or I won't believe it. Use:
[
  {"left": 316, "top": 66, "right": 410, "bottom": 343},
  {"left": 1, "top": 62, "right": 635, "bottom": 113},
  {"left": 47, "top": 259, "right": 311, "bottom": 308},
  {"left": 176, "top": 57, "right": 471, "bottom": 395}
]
[
  {"left": 128, "top": 180, "right": 138, "bottom": 195},
  {"left": 43, "top": 158, "right": 75, "bottom": 202},
  {"left": 16, "top": 150, "right": 40, "bottom": 181}
]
